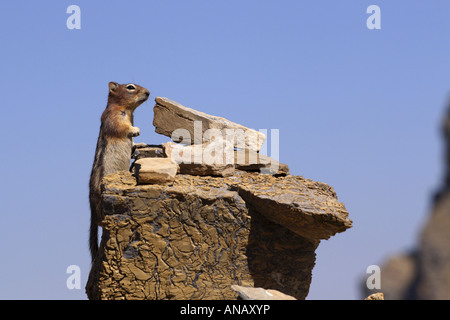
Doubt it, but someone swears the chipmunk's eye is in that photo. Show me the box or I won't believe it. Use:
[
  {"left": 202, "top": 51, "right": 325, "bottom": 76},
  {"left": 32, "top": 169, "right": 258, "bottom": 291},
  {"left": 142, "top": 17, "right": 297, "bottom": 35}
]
[{"left": 126, "top": 84, "right": 136, "bottom": 90}]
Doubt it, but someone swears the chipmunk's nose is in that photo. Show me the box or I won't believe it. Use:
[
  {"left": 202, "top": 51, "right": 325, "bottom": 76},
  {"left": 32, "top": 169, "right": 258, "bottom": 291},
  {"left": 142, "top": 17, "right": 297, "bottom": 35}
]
[{"left": 144, "top": 89, "right": 150, "bottom": 98}]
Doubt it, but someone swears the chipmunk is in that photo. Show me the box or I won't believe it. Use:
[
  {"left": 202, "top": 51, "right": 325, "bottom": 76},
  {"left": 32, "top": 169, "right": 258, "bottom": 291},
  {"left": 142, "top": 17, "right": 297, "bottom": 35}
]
[{"left": 89, "top": 82, "right": 150, "bottom": 263}]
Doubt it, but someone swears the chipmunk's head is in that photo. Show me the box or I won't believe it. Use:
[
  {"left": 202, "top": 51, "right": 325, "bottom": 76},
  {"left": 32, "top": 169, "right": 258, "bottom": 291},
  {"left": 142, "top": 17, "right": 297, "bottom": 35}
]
[{"left": 108, "top": 82, "right": 150, "bottom": 110}]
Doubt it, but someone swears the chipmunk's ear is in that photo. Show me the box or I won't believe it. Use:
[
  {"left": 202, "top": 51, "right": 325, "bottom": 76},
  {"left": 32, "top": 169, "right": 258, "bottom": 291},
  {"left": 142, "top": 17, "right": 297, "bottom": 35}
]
[{"left": 108, "top": 82, "right": 119, "bottom": 94}]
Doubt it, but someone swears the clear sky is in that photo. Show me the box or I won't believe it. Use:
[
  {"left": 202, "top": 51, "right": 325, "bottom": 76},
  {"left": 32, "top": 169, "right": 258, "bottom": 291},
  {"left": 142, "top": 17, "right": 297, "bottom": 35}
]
[{"left": 1, "top": 0, "right": 449, "bottom": 299}]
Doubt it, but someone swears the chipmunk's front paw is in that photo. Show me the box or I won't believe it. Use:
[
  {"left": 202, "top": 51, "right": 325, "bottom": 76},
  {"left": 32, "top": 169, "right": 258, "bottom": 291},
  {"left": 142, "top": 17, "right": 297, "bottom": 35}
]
[{"left": 130, "top": 126, "right": 140, "bottom": 137}]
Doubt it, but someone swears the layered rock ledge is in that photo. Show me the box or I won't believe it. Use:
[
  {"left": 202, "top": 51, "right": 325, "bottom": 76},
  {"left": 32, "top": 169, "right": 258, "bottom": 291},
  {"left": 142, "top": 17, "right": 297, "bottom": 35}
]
[{"left": 86, "top": 169, "right": 351, "bottom": 300}]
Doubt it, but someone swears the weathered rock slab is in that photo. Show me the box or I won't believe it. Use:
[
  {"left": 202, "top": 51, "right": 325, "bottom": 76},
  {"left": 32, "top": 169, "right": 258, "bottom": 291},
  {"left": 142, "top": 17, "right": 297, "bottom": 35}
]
[
  {"left": 153, "top": 97, "right": 266, "bottom": 152},
  {"left": 232, "top": 174, "right": 352, "bottom": 241},
  {"left": 134, "top": 158, "right": 178, "bottom": 185}
]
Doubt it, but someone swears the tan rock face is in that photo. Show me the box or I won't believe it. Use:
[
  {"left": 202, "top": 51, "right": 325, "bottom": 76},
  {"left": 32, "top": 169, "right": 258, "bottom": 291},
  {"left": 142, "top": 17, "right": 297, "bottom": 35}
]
[
  {"left": 134, "top": 158, "right": 179, "bottom": 185},
  {"left": 86, "top": 170, "right": 351, "bottom": 300},
  {"left": 153, "top": 97, "right": 266, "bottom": 152}
]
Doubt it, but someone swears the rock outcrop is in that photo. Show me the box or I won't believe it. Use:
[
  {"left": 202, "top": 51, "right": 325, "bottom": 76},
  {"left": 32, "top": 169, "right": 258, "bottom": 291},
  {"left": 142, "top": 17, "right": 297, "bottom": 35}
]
[
  {"left": 86, "top": 97, "right": 352, "bottom": 300},
  {"left": 364, "top": 101, "right": 450, "bottom": 300},
  {"left": 86, "top": 169, "right": 351, "bottom": 300}
]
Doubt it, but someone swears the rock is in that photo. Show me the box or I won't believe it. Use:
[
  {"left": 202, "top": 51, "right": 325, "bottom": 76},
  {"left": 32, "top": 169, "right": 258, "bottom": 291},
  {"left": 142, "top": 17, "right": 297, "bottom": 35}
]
[
  {"left": 369, "top": 102, "right": 450, "bottom": 300},
  {"left": 232, "top": 174, "right": 352, "bottom": 241},
  {"left": 153, "top": 97, "right": 266, "bottom": 152},
  {"left": 86, "top": 170, "right": 351, "bottom": 300},
  {"left": 178, "top": 162, "right": 235, "bottom": 177},
  {"left": 133, "top": 142, "right": 150, "bottom": 149},
  {"left": 416, "top": 190, "right": 450, "bottom": 299},
  {"left": 231, "top": 285, "right": 297, "bottom": 300},
  {"left": 365, "top": 292, "right": 384, "bottom": 300},
  {"left": 164, "top": 141, "right": 235, "bottom": 177},
  {"left": 132, "top": 141, "right": 288, "bottom": 176},
  {"left": 234, "top": 149, "right": 289, "bottom": 175},
  {"left": 133, "top": 144, "right": 166, "bottom": 160},
  {"left": 162, "top": 142, "right": 288, "bottom": 177},
  {"left": 133, "top": 158, "right": 178, "bottom": 185}
]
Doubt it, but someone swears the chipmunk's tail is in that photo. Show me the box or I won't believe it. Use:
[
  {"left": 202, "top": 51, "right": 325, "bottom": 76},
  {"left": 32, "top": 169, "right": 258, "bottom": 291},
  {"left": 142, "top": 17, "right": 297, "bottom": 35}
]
[{"left": 89, "top": 195, "right": 99, "bottom": 264}]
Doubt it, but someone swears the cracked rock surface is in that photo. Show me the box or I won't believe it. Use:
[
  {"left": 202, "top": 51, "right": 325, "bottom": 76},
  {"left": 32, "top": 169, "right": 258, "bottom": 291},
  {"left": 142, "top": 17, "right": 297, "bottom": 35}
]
[{"left": 86, "top": 170, "right": 351, "bottom": 300}]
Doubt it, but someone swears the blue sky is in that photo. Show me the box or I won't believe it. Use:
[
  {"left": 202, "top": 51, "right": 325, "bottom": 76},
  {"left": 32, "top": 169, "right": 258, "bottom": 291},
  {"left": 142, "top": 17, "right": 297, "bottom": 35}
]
[{"left": 0, "top": 1, "right": 449, "bottom": 299}]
